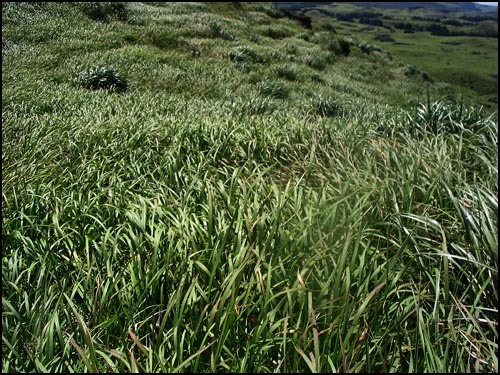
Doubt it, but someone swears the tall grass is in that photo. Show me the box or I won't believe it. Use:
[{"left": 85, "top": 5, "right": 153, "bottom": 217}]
[{"left": 2, "top": 2, "right": 498, "bottom": 373}]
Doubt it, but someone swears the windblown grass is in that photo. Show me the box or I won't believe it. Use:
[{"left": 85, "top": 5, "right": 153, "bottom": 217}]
[{"left": 2, "top": 2, "right": 498, "bottom": 373}]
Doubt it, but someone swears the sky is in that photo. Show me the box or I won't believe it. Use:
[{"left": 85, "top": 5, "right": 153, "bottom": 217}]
[{"left": 475, "top": 2, "right": 498, "bottom": 5}]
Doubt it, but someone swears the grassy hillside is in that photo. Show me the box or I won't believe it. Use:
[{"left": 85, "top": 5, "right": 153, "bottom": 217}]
[
  {"left": 2, "top": 2, "right": 498, "bottom": 373},
  {"left": 276, "top": 2, "right": 498, "bottom": 113}
]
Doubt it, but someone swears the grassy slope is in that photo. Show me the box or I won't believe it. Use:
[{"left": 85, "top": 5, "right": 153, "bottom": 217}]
[
  {"left": 2, "top": 2, "right": 498, "bottom": 373},
  {"left": 299, "top": 2, "right": 498, "bottom": 112}
]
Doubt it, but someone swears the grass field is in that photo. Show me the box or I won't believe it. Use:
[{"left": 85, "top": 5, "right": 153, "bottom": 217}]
[
  {"left": 2, "top": 2, "right": 498, "bottom": 373},
  {"left": 296, "top": 2, "right": 499, "bottom": 113}
]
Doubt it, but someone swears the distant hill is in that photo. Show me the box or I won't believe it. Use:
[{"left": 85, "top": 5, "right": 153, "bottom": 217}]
[{"left": 274, "top": 1, "right": 498, "bottom": 111}]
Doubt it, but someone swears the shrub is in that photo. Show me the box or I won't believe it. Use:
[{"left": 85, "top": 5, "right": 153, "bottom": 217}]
[
  {"left": 147, "top": 30, "right": 184, "bottom": 49},
  {"left": 207, "top": 19, "right": 235, "bottom": 41},
  {"left": 249, "top": 34, "right": 260, "bottom": 43},
  {"left": 421, "top": 71, "right": 432, "bottom": 82},
  {"left": 286, "top": 43, "right": 298, "bottom": 55},
  {"left": 274, "top": 64, "right": 298, "bottom": 81},
  {"left": 359, "top": 42, "right": 381, "bottom": 54},
  {"left": 303, "top": 53, "right": 331, "bottom": 70},
  {"left": 319, "top": 20, "right": 337, "bottom": 32},
  {"left": 264, "top": 4, "right": 283, "bottom": 18},
  {"left": 398, "top": 98, "right": 490, "bottom": 136},
  {"left": 228, "top": 46, "right": 266, "bottom": 64},
  {"left": 295, "top": 32, "right": 311, "bottom": 41},
  {"left": 257, "top": 81, "right": 289, "bottom": 99},
  {"left": 329, "top": 38, "right": 351, "bottom": 56},
  {"left": 310, "top": 73, "right": 324, "bottom": 83},
  {"left": 374, "top": 33, "right": 395, "bottom": 43},
  {"left": 76, "top": 65, "right": 129, "bottom": 92},
  {"left": 307, "top": 94, "right": 343, "bottom": 117},
  {"left": 80, "top": 2, "right": 128, "bottom": 23},
  {"left": 404, "top": 64, "right": 421, "bottom": 77},
  {"left": 261, "top": 26, "right": 291, "bottom": 39}
]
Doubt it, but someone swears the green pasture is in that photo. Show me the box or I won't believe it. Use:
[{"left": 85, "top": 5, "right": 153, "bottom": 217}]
[
  {"left": 2, "top": 2, "right": 498, "bottom": 373},
  {"left": 302, "top": 2, "right": 498, "bottom": 112}
]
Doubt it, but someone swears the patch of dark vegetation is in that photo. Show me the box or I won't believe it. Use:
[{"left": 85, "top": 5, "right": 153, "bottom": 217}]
[
  {"left": 307, "top": 94, "right": 344, "bottom": 117},
  {"left": 79, "top": 2, "right": 128, "bottom": 23},
  {"left": 336, "top": 14, "right": 355, "bottom": 22},
  {"left": 359, "top": 17, "right": 385, "bottom": 27},
  {"left": 442, "top": 19, "right": 470, "bottom": 27},
  {"left": 441, "top": 41, "right": 462, "bottom": 46},
  {"left": 207, "top": 19, "right": 236, "bottom": 41},
  {"left": 75, "top": 66, "right": 129, "bottom": 92},
  {"left": 303, "top": 53, "right": 331, "bottom": 70},
  {"left": 394, "top": 21, "right": 498, "bottom": 38},
  {"left": 460, "top": 14, "right": 498, "bottom": 22},
  {"left": 328, "top": 37, "right": 352, "bottom": 56},
  {"left": 404, "top": 64, "right": 422, "bottom": 77},
  {"left": 147, "top": 30, "right": 185, "bottom": 49},
  {"left": 257, "top": 81, "right": 290, "bottom": 99},
  {"left": 318, "top": 20, "right": 337, "bottom": 32},
  {"left": 280, "top": 9, "right": 312, "bottom": 29},
  {"left": 273, "top": 64, "right": 299, "bottom": 81},
  {"left": 229, "top": 46, "right": 267, "bottom": 64},
  {"left": 421, "top": 71, "right": 432, "bottom": 82},
  {"left": 374, "top": 34, "right": 396, "bottom": 42},
  {"left": 359, "top": 42, "right": 382, "bottom": 54},
  {"left": 394, "top": 22, "right": 422, "bottom": 33},
  {"left": 295, "top": 32, "right": 311, "bottom": 41},
  {"left": 261, "top": 26, "right": 292, "bottom": 39}
]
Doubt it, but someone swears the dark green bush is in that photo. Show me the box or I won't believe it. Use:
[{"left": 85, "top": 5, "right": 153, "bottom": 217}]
[
  {"left": 249, "top": 34, "right": 260, "bottom": 43},
  {"left": 319, "top": 20, "right": 337, "bottom": 32},
  {"left": 229, "top": 46, "right": 267, "bottom": 64},
  {"left": 148, "top": 30, "right": 184, "bottom": 49},
  {"left": 374, "top": 33, "right": 395, "bottom": 43},
  {"left": 303, "top": 53, "right": 330, "bottom": 70},
  {"left": 80, "top": 2, "right": 128, "bottom": 23},
  {"left": 76, "top": 66, "right": 129, "bottom": 92},
  {"left": 257, "top": 81, "right": 289, "bottom": 99},
  {"left": 414, "top": 99, "right": 487, "bottom": 135},
  {"left": 359, "top": 42, "right": 381, "bottom": 54},
  {"left": 286, "top": 43, "right": 298, "bottom": 55},
  {"left": 264, "top": 5, "right": 283, "bottom": 18},
  {"left": 307, "top": 94, "right": 343, "bottom": 117},
  {"left": 296, "top": 32, "right": 311, "bottom": 41},
  {"left": 404, "top": 64, "right": 421, "bottom": 77},
  {"left": 310, "top": 73, "right": 324, "bottom": 83},
  {"left": 261, "top": 26, "right": 291, "bottom": 39},
  {"left": 421, "top": 71, "right": 432, "bottom": 82},
  {"left": 274, "top": 64, "right": 298, "bottom": 81},
  {"left": 207, "top": 19, "right": 235, "bottom": 41},
  {"left": 329, "top": 38, "right": 351, "bottom": 56}
]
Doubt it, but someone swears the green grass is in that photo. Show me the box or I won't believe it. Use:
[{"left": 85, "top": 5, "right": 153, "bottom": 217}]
[
  {"left": 297, "top": 2, "right": 499, "bottom": 113},
  {"left": 2, "top": 2, "right": 498, "bottom": 373}
]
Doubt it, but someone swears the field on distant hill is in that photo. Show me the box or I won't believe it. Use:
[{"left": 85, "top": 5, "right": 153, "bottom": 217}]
[
  {"left": 276, "top": 1, "right": 498, "bottom": 113},
  {"left": 2, "top": 2, "right": 498, "bottom": 373}
]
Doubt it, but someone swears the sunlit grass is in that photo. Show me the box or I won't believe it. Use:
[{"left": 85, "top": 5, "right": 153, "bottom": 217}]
[{"left": 2, "top": 2, "right": 498, "bottom": 373}]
